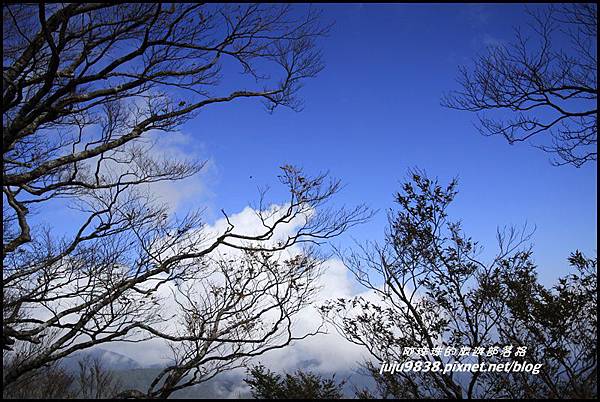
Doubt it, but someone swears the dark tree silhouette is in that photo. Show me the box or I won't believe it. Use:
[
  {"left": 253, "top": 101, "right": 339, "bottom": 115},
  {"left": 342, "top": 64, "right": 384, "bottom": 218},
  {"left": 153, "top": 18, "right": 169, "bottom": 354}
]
[
  {"left": 74, "top": 356, "right": 124, "bottom": 399},
  {"left": 244, "top": 364, "right": 346, "bottom": 399},
  {"left": 321, "top": 170, "right": 597, "bottom": 398},
  {"left": 442, "top": 4, "right": 597, "bottom": 167},
  {"left": 3, "top": 3, "right": 371, "bottom": 397},
  {"left": 3, "top": 358, "right": 75, "bottom": 398},
  {"left": 2, "top": 333, "right": 122, "bottom": 399}
]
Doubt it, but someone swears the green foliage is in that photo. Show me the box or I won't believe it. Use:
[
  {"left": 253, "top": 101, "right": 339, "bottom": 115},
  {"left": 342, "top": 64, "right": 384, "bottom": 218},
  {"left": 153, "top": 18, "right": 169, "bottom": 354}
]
[
  {"left": 244, "top": 364, "right": 346, "bottom": 399},
  {"left": 494, "top": 250, "right": 598, "bottom": 398},
  {"left": 322, "top": 170, "right": 597, "bottom": 399}
]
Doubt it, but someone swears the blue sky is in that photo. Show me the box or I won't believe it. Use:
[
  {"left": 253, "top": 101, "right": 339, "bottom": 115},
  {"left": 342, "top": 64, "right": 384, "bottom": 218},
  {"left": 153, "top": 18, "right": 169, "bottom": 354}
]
[
  {"left": 170, "top": 3, "right": 596, "bottom": 284},
  {"left": 15, "top": 2, "right": 596, "bottom": 376},
  {"left": 36, "top": 4, "right": 596, "bottom": 286}
]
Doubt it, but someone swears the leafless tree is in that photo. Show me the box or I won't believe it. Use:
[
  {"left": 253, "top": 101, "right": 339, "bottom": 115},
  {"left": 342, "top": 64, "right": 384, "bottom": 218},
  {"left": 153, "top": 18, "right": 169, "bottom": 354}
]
[
  {"left": 3, "top": 329, "right": 122, "bottom": 399},
  {"left": 3, "top": 3, "right": 371, "bottom": 397},
  {"left": 75, "top": 356, "right": 123, "bottom": 399},
  {"left": 3, "top": 329, "right": 76, "bottom": 398},
  {"left": 321, "top": 170, "right": 597, "bottom": 398},
  {"left": 2, "top": 360, "right": 76, "bottom": 399},
  {"left": 442, "top": 4, "right": 597, "bottom": 167}
]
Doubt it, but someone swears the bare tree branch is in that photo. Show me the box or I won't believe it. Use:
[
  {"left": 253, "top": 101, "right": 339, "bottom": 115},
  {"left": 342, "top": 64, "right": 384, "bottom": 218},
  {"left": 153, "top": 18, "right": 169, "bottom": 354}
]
[
  {"left": 442, "top": 4, "right": 597, "bottom": 167},
  {"left": 2, "top": 4, "right": 371, "bottom": 398}
]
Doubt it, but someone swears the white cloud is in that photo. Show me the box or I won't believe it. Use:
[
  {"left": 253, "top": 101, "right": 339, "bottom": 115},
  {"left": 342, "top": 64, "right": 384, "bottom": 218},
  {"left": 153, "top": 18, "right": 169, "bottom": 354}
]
[
  {"left": 17, "top": 184, "right": 371, "bottom": 381},
  {"left": 246, "top": 257, "right": 370, "bottom": 373},
  {"left": 144, "top": 130, "right": 216, "bottom": 215},
  {"left": 100, "top": 204, "right": 372, "bottom": 374}
]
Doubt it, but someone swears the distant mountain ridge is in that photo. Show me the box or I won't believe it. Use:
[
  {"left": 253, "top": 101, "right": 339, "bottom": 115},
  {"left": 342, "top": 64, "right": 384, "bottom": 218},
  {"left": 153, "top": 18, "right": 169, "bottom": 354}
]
[
  {"left": 61, "top": 348, "right": 142, "bottom": 371},
  {"left": 59, "top": 349, "right": 373, "bottom": 398}
]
